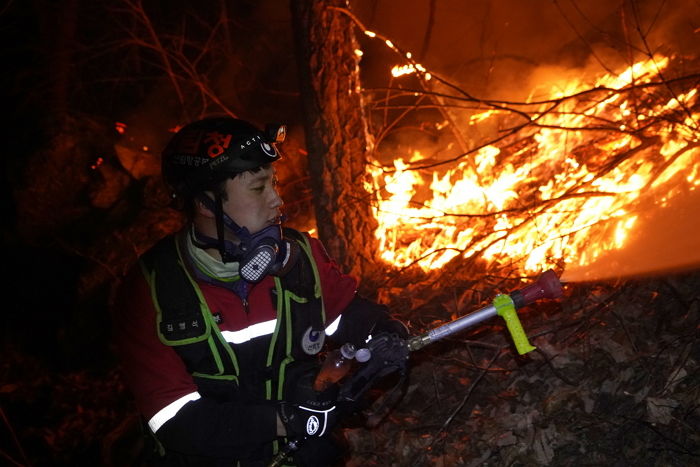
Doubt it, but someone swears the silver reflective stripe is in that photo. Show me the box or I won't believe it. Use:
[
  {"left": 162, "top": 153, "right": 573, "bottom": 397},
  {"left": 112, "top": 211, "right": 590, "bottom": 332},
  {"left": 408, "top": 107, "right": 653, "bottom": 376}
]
[
  {"left": 221, "top": 319, "right": 277, "bottom": 344},
  {"left": 324, "top": 315, "right": 342, "bottom": 336},
  {"left": 149, "top": 392, "right": 201, "bottom": 433}
]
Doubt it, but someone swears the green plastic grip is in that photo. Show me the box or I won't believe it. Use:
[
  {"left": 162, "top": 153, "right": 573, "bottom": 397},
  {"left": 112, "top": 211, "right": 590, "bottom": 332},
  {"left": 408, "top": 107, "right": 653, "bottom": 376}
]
[{"left": 493, "top": 294, "right": 536, "bottom": 355}]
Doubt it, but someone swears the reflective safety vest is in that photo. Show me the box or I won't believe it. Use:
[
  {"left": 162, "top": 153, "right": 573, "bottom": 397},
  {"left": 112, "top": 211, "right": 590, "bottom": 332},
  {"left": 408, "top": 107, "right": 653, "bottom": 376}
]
[{"left": 138, "top": 228, "right": 327, "bottom": 404}]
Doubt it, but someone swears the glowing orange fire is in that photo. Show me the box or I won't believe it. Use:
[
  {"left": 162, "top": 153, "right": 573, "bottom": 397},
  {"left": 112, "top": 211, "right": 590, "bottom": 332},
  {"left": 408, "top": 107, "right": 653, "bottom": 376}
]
[{"left": 368, "top": 56, "right": 700, "bottom": 274}]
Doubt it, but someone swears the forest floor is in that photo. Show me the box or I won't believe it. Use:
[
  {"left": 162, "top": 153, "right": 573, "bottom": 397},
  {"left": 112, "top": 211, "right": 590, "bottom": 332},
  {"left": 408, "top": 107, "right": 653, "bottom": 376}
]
[
  {"left": 346, "top": 269, "right": 700, "bottom": 466},
  {"left": 1, "top": 270, "right": 699, "bottom": 466}
]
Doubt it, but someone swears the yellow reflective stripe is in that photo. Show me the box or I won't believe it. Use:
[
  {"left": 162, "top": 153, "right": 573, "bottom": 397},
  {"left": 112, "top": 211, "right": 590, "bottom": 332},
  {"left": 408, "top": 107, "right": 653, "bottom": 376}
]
[
  {"left": 296, "top": 234, "right": 326, "bottom": 322},
  {"left": 175, "top": 239, "right": 240, "bottom": 375}
]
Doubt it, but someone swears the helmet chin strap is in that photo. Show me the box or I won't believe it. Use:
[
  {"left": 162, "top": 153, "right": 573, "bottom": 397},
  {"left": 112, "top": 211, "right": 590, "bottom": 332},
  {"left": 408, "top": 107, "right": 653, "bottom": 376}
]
[{"left": 197, "top": 193, "right": 248, "bottom": 263}]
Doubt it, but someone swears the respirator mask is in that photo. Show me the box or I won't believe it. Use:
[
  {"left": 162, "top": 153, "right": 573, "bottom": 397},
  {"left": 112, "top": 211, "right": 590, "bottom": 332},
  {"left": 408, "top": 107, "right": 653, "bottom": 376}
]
[
  {"left": 193, "top": 194, "right": 299, "bottom": 283},
  {"left": 236, "top": 222, "right": 298, "bottom": 283}
]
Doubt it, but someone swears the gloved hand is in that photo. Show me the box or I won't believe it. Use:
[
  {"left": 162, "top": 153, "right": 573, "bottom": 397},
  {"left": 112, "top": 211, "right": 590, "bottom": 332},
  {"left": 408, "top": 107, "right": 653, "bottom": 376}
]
[
  {"left": 374, "top": 318, "right": 410, "bottom": 340},
  {"left": 279, "top": 401, "right": 338, "bottom": 438},
  {"left": 366, "top": 331, "right": 410, "bottom": 374},
  {"left": 280, "top": 361, "right": 339, "bottom": 439},
  {"left": 338, "top": 332, "right": 409, "bottom": 403}
]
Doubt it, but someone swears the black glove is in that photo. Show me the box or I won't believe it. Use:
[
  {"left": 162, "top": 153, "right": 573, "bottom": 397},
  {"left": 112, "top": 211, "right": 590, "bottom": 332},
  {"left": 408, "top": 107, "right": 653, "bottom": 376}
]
[
  {"left": 367, "top": 331, "right": 410, "bottom": 373},
  {"left": 279, "top": 401, "right": 337, "bottom": 438},
  {"left": 338, "top": 332, "right": 409, "bottom": 403},
  {"left": 280, "top": 362, "right": 339, "bottom": 439},
  {"left": 373, "top": 318, "right": 409, "bottom": 340}
]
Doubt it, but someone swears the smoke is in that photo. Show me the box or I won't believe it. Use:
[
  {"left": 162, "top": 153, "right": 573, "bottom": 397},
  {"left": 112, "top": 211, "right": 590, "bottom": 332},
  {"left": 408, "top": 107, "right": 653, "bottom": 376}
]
[{"left": 355, "top": 0, "right": 699, "bottom": 97}]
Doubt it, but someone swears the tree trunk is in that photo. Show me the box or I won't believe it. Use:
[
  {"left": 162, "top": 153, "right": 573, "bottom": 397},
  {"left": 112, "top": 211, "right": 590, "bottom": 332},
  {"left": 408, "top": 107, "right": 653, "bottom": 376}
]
[{"left": 290, "top": 0, "right": 380, "bottom": 284}]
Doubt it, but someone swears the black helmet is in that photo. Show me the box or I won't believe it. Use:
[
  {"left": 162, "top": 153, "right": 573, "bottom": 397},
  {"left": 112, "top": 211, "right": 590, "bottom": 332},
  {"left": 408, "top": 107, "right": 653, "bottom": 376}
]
[{"left": 162, "top": 117, "right": 286, "bottom": 198}]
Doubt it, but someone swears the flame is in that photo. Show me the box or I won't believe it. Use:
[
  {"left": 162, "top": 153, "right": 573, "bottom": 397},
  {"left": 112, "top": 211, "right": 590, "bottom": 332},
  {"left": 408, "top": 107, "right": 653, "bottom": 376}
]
[
  {"left": 391, "top": 63, "right": 432, "bottom": 80},
  {"left": 369, "top": 56, "right": 700, "bottom": 274},
  {"left": 391, "top": 64, "right": 419, "bottom": 78}
]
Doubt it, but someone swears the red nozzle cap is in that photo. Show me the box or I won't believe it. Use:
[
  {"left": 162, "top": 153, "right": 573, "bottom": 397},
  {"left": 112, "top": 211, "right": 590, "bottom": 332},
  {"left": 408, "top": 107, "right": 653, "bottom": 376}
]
[{"left": 510, "top": 269, "right": 563, "bottom": 308}]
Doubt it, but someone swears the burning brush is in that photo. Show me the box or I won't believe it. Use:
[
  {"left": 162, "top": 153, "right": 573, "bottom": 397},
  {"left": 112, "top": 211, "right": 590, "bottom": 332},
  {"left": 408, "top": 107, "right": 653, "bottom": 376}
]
[{"left": 367, "top": 55, "right": 700, "bottom": 279}]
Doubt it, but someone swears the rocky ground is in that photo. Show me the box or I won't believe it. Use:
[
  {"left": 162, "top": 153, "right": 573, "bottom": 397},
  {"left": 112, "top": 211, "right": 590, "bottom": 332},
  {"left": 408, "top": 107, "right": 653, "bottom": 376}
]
[{"left": 1, "top": 270, "right": 698, "bottom": 466}]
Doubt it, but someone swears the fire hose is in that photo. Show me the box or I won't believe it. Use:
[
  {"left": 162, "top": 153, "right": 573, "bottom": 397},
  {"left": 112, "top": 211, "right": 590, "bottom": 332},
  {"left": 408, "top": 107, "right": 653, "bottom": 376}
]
[{"left": 268, "top": 269, "right": 564, "bottom": 466}]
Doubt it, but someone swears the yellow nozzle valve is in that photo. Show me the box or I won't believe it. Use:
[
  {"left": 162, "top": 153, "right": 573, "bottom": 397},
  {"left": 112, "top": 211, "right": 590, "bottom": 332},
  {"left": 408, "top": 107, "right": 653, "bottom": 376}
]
[{"left": 493, "top": 294, "right": 536, "bottom": 355}]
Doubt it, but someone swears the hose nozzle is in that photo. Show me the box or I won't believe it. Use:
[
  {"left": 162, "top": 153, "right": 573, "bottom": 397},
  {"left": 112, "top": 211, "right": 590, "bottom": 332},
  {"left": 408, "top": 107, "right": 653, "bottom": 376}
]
[{"left": 510, "top": 269, "right": 563, "bottom": 309}]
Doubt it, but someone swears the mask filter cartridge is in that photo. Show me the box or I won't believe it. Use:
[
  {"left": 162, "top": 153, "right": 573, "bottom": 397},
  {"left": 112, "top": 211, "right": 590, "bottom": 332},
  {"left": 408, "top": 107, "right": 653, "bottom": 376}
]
[{"left": 239, "top": 238, "right": 279, "bottom": 283}]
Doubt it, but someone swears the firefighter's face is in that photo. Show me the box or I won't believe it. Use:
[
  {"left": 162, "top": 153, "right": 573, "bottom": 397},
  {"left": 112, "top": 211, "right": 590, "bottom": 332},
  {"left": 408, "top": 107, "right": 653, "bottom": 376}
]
[{"left": 221, "top": 166, "right": 283, "bottom": 236}]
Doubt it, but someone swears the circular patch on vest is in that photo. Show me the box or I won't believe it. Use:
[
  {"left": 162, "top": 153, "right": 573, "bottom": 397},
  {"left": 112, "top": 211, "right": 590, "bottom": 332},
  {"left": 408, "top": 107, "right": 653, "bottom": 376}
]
[{"left": 301, "top": 326, "right": 325, "bottom": 355}]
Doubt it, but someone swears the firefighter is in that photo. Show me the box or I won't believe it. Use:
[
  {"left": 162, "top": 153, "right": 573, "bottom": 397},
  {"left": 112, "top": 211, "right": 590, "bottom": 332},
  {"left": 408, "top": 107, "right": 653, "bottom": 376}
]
[{"left": 111, "top": 117, "right": 408, "bottom": 466}]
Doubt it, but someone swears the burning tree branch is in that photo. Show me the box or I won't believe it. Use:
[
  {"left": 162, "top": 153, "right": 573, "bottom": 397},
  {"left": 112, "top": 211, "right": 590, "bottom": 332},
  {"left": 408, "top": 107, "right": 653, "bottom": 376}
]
[{"left": 351, "top": 24, "right": 700, "bottom": 281}]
